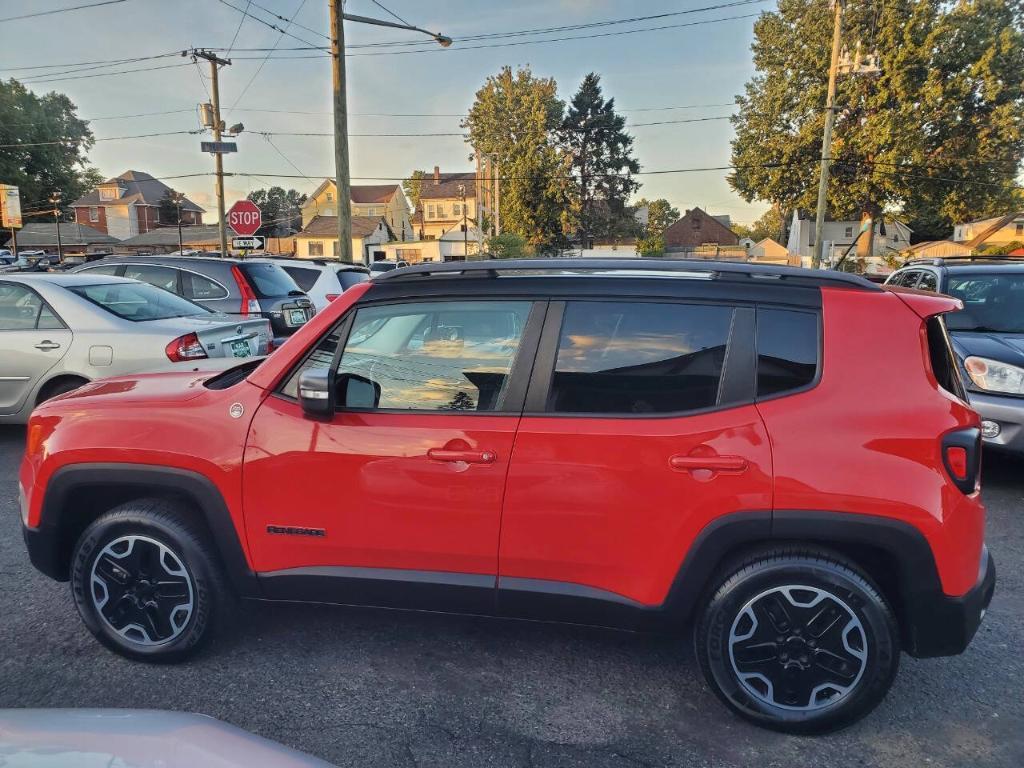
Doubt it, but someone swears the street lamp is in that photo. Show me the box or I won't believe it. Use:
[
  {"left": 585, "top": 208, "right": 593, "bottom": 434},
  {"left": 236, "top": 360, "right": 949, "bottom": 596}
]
[
  {"left": 170, "top": 191, "right": 186, "bottom": 254},
  {"left": 49, "top": 192, "right": 63, "bottom": 262},
  {"left": 329, "top": 4, "right": 451, "bottom": 263}
]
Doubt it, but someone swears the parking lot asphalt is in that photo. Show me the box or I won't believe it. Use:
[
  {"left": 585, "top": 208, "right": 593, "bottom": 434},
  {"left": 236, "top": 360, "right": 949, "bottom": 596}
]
[{"left": 1, "top": 424, "right": 1022, "bottom": 768}]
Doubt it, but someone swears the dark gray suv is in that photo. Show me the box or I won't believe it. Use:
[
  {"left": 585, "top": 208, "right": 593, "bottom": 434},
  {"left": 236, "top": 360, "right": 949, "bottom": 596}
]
[{"left": 71, "top": 255, "right": 315, "bottom": 344}]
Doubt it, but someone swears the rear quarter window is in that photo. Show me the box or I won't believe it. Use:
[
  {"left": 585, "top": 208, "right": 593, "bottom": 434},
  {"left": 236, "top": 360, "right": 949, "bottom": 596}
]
[
  {"left": 239, "top": 263, "right": 301, "bottom": 298},
  {"left": 756, "top": 308, "right": 819, "bottom": 398},
  {"left": 282, "top": 266, "right": 321, "bottom": 292}
]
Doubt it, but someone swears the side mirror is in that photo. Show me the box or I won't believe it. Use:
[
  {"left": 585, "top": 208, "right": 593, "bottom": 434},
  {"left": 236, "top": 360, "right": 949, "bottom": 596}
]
[
  {"left": 337, "top": 372, "right": 381, "bottom": 409},
  {"left": 298, "top": 368, "right": 334, "bottom": 417}
]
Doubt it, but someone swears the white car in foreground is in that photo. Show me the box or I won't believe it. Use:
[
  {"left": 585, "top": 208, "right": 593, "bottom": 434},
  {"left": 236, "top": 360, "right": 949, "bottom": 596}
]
[{"left": 0, "top": 273, "right": 271, "bottom": 423}]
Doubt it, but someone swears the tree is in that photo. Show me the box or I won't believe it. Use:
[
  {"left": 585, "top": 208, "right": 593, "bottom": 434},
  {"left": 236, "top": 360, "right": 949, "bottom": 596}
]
[
  {"left": 558, "top": 73, "right": 640, "bottom": 245},
  {"left": 485, "top": 232, "right": 532, "bottom": 259},
  {"left": 729, "top": 0, "right": 1024, "bottom": 247},
  {"left": 464, "top": 66, "right": 570, "bottom": 252},
  {"left": 246, "top": 187, "right": 306, "bottom": 236},
  {"left": 402, "top": 170, "right": 426, "bottom": 211},
  {"left": 636, "top": 232, "right": 665, "bottom": 257},
  {"left": 158, "top": 190, "right": 183, "bottom": 225},
  {"left": 0, "top": 79, "right": 99, "bottom": 216},
  {"left": 736, "top": 207, "right": 787, "bottom": 243},
  {"left": 634, "top": 197, "right": 680, "bottom": 236}
]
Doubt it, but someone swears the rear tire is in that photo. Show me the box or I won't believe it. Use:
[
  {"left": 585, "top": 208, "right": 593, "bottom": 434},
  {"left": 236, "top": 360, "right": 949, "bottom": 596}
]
[
  {"left": 70, "top": 499, "right": 227, "bottom": 662},
  {"left": 695, "top": 547, "right": 900, "bottom": 734}
]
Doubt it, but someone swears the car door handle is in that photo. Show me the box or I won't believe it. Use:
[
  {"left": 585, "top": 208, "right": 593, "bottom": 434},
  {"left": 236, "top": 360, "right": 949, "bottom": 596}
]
[
  {"left": 34, "top": 340, "right": 61, "bottom": 351},
  {"left": 669, "top": 455, "right": 748, "bottom": 473},
  {"left": 427, "top": 448, "right": 497, "bottom": 464}
]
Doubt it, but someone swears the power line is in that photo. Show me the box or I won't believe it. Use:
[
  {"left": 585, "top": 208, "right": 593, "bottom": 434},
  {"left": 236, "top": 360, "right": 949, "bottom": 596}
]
[
  {"left": 13, "top": 52, "right": 182, "bottom": 82},
  {"left": 243, "top": 0, "right": 330, "bottom": 41},
  {"left": 21, "top": 61, "right": 193, "bottom": 84},
  {"left": 225, "top": 0, "right": 253, "bottom": 56},
  {"left": 0, "top": 0, "right": 126, "bottom": 24},
  {"left": 368, "top": 0, "right": 412, "bottom": 28},
  {"left": 229, "top": 0, "right": 311, "bottom": 112},
  {"left": 215, "top": 0, "right": 326, "bottom": 50}
]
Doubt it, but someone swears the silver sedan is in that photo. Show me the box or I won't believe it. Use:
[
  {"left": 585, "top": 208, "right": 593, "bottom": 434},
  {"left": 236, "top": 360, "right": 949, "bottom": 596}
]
[{"left": 0, "top": 273, "right": 271, "bottom": 424}]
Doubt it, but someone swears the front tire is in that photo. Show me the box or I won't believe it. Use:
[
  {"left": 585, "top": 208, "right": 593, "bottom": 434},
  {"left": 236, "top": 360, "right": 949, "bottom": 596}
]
[
  {"left": 70, "top": 499, "right": 227, "bottom": 662},
  {"left": 695, "top": 548, "right": 900, "bottom": 734}
]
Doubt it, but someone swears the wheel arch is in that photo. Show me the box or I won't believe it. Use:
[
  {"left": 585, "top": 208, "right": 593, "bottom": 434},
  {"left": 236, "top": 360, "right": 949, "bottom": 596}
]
[
  {"left": 35, "top": 373, "right": 91, "bottom": 406},
  {"left": 32, "top": 463, "right": 259, "bottom": 597},
  {"left": 663, "top": 510, "right": 944, "bottom": 655}
]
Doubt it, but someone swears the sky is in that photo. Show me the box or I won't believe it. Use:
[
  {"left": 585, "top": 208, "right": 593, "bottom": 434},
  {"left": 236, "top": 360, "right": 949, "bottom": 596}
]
[{"left": 4, "top": 0, "right": 771, "bottom": 225}]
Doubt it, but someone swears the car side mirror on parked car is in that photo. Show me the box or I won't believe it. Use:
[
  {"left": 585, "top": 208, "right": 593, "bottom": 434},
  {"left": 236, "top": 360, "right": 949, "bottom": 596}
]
[
  {"left": 336, "top": 372, "right": 381, "bottom": 410},
  {"left": 297, "top": 368, "right": 334, "bottom": 417}
]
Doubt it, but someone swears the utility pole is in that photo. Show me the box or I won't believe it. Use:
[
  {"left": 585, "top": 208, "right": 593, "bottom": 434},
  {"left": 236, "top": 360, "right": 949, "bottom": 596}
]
[
  {"left": 493, "top": 155, "right": 501, "bottom": 236},
  {"left": 327, "top": 5, "right": 451, "bottom": 264},
  {"left": 329, "top": 0, "right": 353, "bottom": 263},
  {"left": 171, "top": 191, "right": 185, "bottom": 254},
  {"left": 812, "top": 0, "right": 843, "bottom": 270},
  {"left": 458, "top": 183, "right": 468, "bottom": 259},
  {"left": 49, "top": 192, "right": 63, "bottom": 261},
  {"left": 192, "top": 49, "right": 231, "bottom": 258}
]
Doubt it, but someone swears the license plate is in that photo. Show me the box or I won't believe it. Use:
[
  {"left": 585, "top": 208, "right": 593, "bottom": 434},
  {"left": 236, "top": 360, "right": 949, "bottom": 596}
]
[
  {"left": 288, "top": 309, "right": 307, "bottom": 325},
  {"left": 230, "top": 340, "right": 252, "bottom": 358}
]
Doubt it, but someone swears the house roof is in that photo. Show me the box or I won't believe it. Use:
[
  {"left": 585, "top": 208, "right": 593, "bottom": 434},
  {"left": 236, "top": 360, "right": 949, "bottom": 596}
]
[
  {"left": 119, "top": 225, "right": 223, "bottom": 247},
  {"left": 664, "top": 207, "right": 739, "bottom": 247},
  {"left": 296, "top": 215, "right": 386, "bottom": 239},
  {"left": 963, "top": 211, "right": 1024, "bottom": 249},
  {"left": 793, "top": 210, "right": 912, "bottom": 231},
  {"left": 2, "top": 222, "right": 120, "bottom": 248},
  {"left": 303, "top": 180, "right": 401, "bottom": 205},
  {"left": 71, "top": 170, "right": 205, "bottom": 212},
  {"left": 420, "top": 172, "right": 477, "bottom": 201}
]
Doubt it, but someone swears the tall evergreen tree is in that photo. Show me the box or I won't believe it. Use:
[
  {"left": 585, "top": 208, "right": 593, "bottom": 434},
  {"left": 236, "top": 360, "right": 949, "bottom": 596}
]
[
  {"left": 464, "top": 66, "right": 570, "bottom": 252},
  {"left": 559, "top": 73, "right": 640, "bottom": 245},
  {"left": 729, "top": 0, "right": 1024, "bottom": 244}
]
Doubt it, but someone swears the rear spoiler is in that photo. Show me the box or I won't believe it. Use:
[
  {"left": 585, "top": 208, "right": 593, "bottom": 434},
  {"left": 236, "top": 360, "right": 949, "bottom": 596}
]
[{"left": 882, "top": 285, "right": 963, "bottom": 319}]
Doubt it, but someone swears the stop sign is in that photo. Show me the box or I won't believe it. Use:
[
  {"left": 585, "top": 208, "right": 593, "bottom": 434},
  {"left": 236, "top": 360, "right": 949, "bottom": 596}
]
[{"left": 227, "top": 199, "right": 262, "bottom": 236}]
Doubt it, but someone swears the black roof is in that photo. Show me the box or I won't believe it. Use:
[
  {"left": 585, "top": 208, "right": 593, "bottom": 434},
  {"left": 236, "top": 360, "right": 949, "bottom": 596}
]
[{"left": 374, "top": 257, "right": 881, "bottom": 291}]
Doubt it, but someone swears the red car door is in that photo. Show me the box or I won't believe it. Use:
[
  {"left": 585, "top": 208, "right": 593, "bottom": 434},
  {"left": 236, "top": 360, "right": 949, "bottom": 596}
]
[
  {"left": 243, "top": 299, "right": 542, "bottom": 608},
  {"left": 498, "top": 299, "right": 772, "bottom": 614}
]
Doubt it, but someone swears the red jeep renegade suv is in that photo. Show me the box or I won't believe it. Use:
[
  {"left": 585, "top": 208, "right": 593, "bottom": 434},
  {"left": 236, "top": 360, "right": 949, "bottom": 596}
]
[{"left": 20, "top": 259, "right": 994, "bottom": 733}]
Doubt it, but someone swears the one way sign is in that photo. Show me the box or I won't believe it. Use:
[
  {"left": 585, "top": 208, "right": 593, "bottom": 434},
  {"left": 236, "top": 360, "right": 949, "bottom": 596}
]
[{"left": 231, "top": 236, "right": 266, "bottom": 251}]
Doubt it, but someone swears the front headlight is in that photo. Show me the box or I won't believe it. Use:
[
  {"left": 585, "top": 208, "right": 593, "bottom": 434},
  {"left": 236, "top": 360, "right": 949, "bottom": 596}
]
[{"left": 964, "top": 356, "right": 1024, "bottom": 395}]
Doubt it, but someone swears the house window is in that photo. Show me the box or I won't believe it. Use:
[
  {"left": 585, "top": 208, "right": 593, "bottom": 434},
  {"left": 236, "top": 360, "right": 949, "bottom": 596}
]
[
  {"left": 427, "top": 205, "right": 435, "bottom": 219},
  {"left": 153, "top": 209, "right": 159, "bottom": 223},
  {"left": 308, "top": 241, "right": 324, "bottom": 257},
  {"left": 844, "top": 226, "right": 853, "bottom": 238},
  {"left": 333, "top": 240, "right": 339, "bottom": 257},
  {"left": 88, "top": 207, "right": 99, "bottom": 223},
  {"left": 1016, "top": 223, "right": 1023, "bottom": 237},
  {"left": 326, "top": 192, "right": 334, "bottom": 203},
  {"left": 99, "top": 187, "right": 115, "bottom": 201},
  {"left": 436, "top": 204, "right": 446, "bottom": 218},
  {"left": 453, "top": 203, "right": 461, "bottom": 217},
  {"left": 366, "top": 207, "right": 378, "bottom": 216}
]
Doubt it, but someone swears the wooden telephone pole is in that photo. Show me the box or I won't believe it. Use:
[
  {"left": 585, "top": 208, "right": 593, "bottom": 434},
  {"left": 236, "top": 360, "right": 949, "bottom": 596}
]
[
  {"left": 812, "top": 0, "right": 843, "bottom": 270},
  {"left": 192, "top": 49, "right": 232, "bottom": 257}
]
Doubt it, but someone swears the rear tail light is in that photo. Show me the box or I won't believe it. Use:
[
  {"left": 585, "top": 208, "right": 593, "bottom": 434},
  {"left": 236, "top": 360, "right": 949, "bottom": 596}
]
[
  {"left": 165, "top": 332, "right": 208, "bottom": 362},
  {"left": 325, "top": 294, "right": 340, "bottom": 302},
  {"left": 266, "top": 338, "right": 276, "bottom": 354},
  {"left": 942, "top": 427, "right": 981, "bottom": 494},
  {"left": 231, "top": 265, "right": 261, "bottom": 317}
]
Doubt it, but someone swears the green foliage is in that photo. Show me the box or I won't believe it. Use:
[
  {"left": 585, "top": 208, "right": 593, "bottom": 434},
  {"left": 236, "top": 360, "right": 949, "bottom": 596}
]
[
  {"left": 158, "top": 190, "right": 182, "bottom": 225},
  {"left": 485, "top": 232, "right": 533, "bottom": 259},
  {"left": 402, "top": 170, "right": 426, "bottom": 211},
  {"left": 976, "top": 240, "right": 1024, "bottom": 256},
  {"left": 246, "top": 187, "right": 307, "bottom": 236},
  {"left": 634, "top": 197, "right": 680, "bottom": 236},
  {"left": 729, "top": 0, "right": 1024, "bottom": 237},
  {"left": 558, "top": 73, "right": 640, "bottom": 243},
  {"left": 0, "top": 79, "right": 98, "bottom": 215},
  {"left": 738, "top": 207, "right": 787, "bottom": 242},
  {"left": 464, "top": 66, "right": 570, "bottom": 252},
  {"left": 636, "top": 232, "right": 665, "bottom": 257}
]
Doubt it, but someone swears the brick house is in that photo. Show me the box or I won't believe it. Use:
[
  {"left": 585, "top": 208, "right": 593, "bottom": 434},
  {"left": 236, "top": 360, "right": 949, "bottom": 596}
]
[
  {"left": 663, "top": 207, "right": 740, "bottom": 251},
  {"left": 70, "top": 170, "right": 204, "bottom": 240}
]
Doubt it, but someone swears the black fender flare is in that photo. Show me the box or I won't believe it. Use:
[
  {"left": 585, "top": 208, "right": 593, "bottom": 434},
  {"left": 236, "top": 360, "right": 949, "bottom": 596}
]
[{"left": 32, "top": 463, "right": 260, "bottom": 597}]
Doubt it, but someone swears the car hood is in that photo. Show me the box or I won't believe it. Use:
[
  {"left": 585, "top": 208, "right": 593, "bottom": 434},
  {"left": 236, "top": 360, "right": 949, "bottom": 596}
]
[
  {"left": 950, "top": 331, "right": 1024, "bottom": 367},
  {"left": 40, "top": 369, "right": 229, "bottom": 409},
  {"left": 0, "top": 709, "right": 333, "bottom": 767}
]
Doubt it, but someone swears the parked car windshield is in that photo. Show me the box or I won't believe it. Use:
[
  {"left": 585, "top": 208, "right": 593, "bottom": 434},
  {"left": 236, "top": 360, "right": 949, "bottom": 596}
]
[
  {"left": 237, "top": 263, "right": 301, "bottom": 298},
  {"left": 944, "top": 273, "right": 1024, "bottom": 334},
  {"left": 68, "top": 281, "right": 214, "bottom": 322}
]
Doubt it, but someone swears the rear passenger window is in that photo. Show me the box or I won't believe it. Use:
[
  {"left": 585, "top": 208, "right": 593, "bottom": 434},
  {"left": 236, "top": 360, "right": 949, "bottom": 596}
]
[
  {"left": 283, "top": 266, "right": 320, "bottom": 292},
  {"left": 756, "top": 309, "right": 819, "bottom": 397},
  {"left": 918, "top": 272, "right": 938, "bottom": 292},
  {"left": 548, "top": 301, "right": 734, "bottom": 414},
  {"left": 182, "top": 271, "right": 228, "bottom": 300},
  {"left": 79, "top": 263, "right": 121, "bottom": 276},
  {"left": 123, "top": 264, "right": 179, "bottom": 293}
]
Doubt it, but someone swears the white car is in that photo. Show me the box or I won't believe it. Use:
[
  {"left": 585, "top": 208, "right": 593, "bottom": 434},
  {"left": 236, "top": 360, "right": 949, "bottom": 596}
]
[
  {"left": 0, "top": 273, "right": 271, "bottom": 424},
  {"left": 250, "top": 257, "right": 370, "bottom": 312}
]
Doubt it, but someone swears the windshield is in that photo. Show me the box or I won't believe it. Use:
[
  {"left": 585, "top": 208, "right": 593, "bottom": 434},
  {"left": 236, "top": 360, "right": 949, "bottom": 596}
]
[
  {"left": 945, "top": 274, "right": 1024, "bottom": 334},
  {"left": 69, "top": 282, "right": 213, "bottom": 322},
  {"left": 238, "top": 263, "right": 302, "bottom": 298}
]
